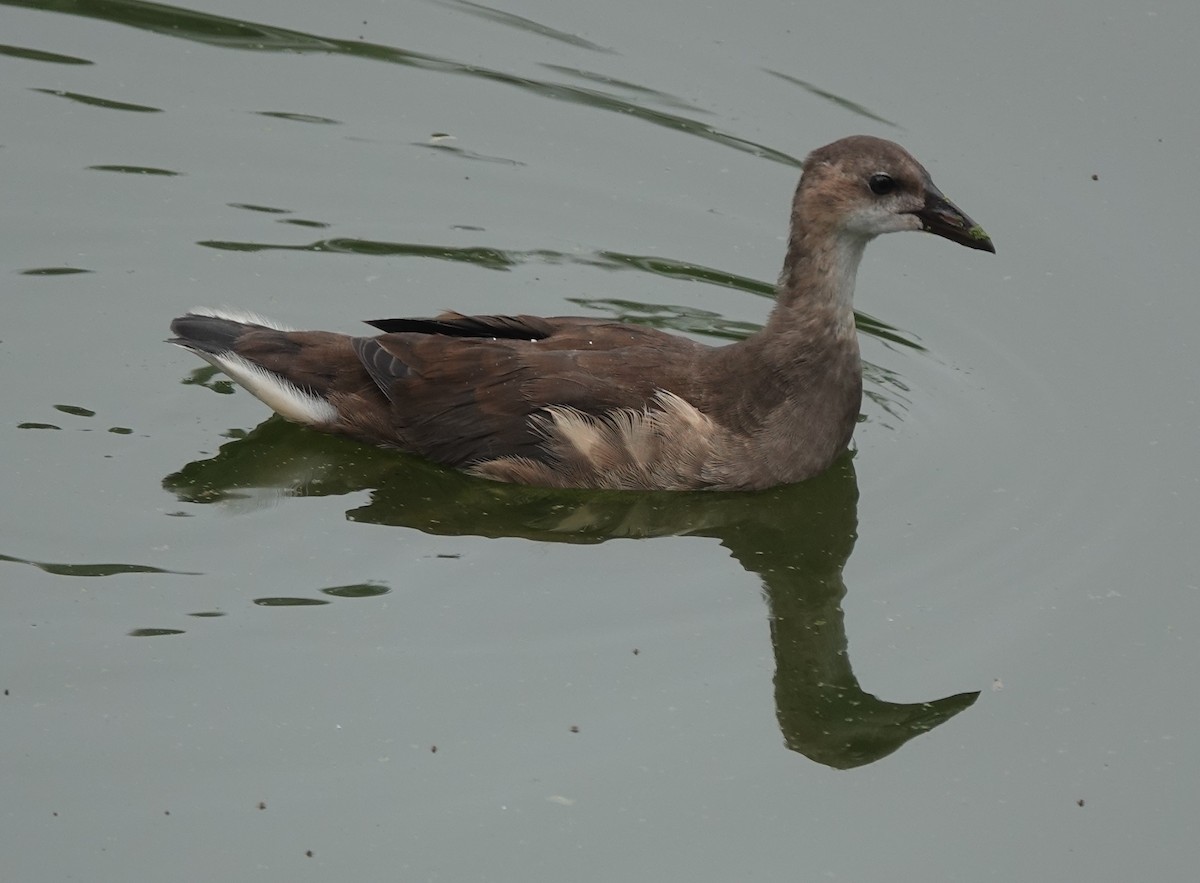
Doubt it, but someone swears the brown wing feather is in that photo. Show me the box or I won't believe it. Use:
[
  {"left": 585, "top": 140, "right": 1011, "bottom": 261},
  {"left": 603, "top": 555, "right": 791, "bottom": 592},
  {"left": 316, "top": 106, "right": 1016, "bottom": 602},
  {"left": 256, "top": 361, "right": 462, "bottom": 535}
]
[
  {"left": 183, "top": 311, "right": 717, "bottom": 470},
  {"left": 352, "top": 318, "right": 713, "bottom": 466}
]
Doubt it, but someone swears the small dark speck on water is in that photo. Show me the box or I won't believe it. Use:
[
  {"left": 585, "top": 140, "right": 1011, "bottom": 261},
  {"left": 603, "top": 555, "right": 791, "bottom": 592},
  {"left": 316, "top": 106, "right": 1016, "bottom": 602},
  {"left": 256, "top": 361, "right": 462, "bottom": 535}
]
[
  {"left": 164, "top": 810, "right": 170, "bottom": 816},
  {"left": 1091, "top": 174, "right": 1099, "bottom": 181},
  {"left": 306, "top": 850, "right": 314, "bottom": 858},
  {"left": 1077, "top": 798, "right": 1085, "bottom": 807},
  {"left": 258, "top": 801, "right": 267, "bottom": 810},
  {"left": 569, "top": 725, "right": 580, "bottom": 733},
  {"left": 431, "top": 745, "right": 438, "bottom": 753},
  {"left": 632, "top": 648, "right": 639, "bottom": 655}
]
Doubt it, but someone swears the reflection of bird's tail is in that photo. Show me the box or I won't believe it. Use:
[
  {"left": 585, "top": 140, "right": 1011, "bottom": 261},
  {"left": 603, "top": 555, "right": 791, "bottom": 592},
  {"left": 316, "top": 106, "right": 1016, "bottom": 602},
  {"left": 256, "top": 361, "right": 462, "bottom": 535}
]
[{"left": 169, "top": 307, "right": 340, "bottom": 427}]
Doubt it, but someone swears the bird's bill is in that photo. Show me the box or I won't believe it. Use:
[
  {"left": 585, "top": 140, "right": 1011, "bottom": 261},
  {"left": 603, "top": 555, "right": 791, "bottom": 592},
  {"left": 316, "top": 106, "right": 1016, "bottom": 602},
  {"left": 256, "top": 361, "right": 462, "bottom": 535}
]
[{"left": 913, "top": 184, "right": 995, "bottom": 253}]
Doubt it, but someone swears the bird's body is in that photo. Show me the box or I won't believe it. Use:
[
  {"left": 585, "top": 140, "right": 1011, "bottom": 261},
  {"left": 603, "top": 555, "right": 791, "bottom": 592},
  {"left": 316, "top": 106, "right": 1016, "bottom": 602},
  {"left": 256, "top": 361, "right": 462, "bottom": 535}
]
[{"left": 170, "top": 136, "right": 993, "bottom": 491}]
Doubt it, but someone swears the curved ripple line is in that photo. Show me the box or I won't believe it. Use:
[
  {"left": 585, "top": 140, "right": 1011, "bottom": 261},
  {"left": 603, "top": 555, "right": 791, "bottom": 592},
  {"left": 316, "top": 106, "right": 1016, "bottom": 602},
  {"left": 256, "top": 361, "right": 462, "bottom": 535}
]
[
  {"left": 0, "top": 43, "right": 93, "bottom": 64},
  {"left": 6, "top": 0, "right": 799, "bottom": 166},
  {"left": 254, "top": 111, "right": 340, "bottom": 125},
  {"left": 88, "top": 164, "right": 181, "bottom": 176},
  {"left": 0, "top": 552, "right": 200, "bottom": 577},
  {"left": 765, "top": 70, "right": 898, "bottom": 128},
  {"left": 20, "top": 267, "right": 93, "bottom": 276},
  {"left": 31, "top": 87, "right": 161, "bottom": 113},
  {"left": 430, "top": 0, "right": 615, "bottom": 54},
  {"left": 540, "top": 64, "right": 710, "bottom": 115}
]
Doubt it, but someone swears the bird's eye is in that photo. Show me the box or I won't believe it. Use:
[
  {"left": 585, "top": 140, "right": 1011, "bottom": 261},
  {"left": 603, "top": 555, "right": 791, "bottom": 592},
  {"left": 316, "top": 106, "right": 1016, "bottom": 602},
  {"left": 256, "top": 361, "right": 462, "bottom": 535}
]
[{"left": 868, "top": 173, "right": 896, "bottom": 195}]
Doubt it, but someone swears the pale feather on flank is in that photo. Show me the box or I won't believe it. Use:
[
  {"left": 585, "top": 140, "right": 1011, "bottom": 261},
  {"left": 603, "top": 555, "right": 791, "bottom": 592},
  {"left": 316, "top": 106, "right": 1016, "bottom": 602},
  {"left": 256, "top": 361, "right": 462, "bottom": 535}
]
[
  {"left": 544, "top": 406, "right": 605, "bottom": 462},
  {"left": 195, "top": 351, "right": 338, "bottom": 426},
  {"left": 186, "top": 306, "right": 296, "bottom": 331},
  {"left": 471, "top": 391, "right": 730, "bottom": 490}
]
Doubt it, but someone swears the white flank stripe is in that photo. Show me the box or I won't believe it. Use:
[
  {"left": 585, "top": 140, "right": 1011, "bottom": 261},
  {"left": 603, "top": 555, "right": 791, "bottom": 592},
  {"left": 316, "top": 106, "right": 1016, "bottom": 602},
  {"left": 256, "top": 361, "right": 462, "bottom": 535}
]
[{"left": 206, "top": 352, "right": 338, "bottom": 426}]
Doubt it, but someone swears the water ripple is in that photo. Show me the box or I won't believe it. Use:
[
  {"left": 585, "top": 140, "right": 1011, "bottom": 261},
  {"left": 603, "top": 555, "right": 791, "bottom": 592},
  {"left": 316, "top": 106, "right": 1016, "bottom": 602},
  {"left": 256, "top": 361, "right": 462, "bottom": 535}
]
[
  {"left": 87, "top": 164, "right": 181, "bottom": 175},
  {"left": 0, "top": 552, "right": 199, "bottom": 578},
  {"left": 7, "top": 0, "right": 800, "bottom": 166},
  {"left": 0, "top": 43, "right": 92, "bottom": 64},
  {"left": 254, "top": 111, "right": 340, "bottom": 125},
  {"left": 429, "top": 0, "right": 615, "bottom": 54},
  {"left": 31, "top": 87, "right": 161, "bottom": 113},
  {"left": 765, "top": 70, "right": 898, "bottom": 128}
]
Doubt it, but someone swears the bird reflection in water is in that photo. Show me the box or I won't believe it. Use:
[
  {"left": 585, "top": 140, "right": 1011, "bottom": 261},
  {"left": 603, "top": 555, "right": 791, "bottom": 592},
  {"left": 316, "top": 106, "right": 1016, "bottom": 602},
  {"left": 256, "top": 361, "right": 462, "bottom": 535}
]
[{"left": 165, "top": 417, "right": 978, "bottom": 770}]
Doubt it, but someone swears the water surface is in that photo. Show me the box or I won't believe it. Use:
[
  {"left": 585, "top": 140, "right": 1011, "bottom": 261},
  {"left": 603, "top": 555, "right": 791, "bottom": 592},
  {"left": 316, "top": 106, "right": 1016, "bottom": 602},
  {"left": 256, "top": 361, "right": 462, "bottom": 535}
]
[{"left": 3, "top": 1, "right": 1200, "bottom": 880}]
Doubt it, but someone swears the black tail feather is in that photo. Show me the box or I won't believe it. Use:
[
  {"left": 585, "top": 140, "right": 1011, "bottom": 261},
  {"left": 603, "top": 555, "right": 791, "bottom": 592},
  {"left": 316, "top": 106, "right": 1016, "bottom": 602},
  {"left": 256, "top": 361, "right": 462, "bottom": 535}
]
[{"left": 169, "top": 314, "right": 253, "bottom": 355}]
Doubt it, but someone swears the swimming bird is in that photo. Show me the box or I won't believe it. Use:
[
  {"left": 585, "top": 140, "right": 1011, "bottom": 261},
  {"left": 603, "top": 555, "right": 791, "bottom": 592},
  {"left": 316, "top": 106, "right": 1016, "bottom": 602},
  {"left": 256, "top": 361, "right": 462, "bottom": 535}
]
[{"left": 170, "top": 135, "right": 993, "bottom": 491}]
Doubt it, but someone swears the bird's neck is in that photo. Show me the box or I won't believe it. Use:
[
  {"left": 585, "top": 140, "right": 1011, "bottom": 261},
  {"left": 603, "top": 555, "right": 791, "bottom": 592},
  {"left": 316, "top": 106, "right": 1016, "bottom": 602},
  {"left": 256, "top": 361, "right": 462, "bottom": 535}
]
[
  {"left": 694, "top": 217, "right": 867, "bottom": 486},
  {"left": 706, "top": 219, "right": 866, "bottom": 415},
  {"left": 767, "top": 223, "right": 867, "bottom": 341}
]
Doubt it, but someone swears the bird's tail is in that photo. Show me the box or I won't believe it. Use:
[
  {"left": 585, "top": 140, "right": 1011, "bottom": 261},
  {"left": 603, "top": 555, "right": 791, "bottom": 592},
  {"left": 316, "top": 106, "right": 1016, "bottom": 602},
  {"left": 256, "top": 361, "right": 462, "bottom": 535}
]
[{"left": 169, "top": 307, "right": 339, "bottom": 427}]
